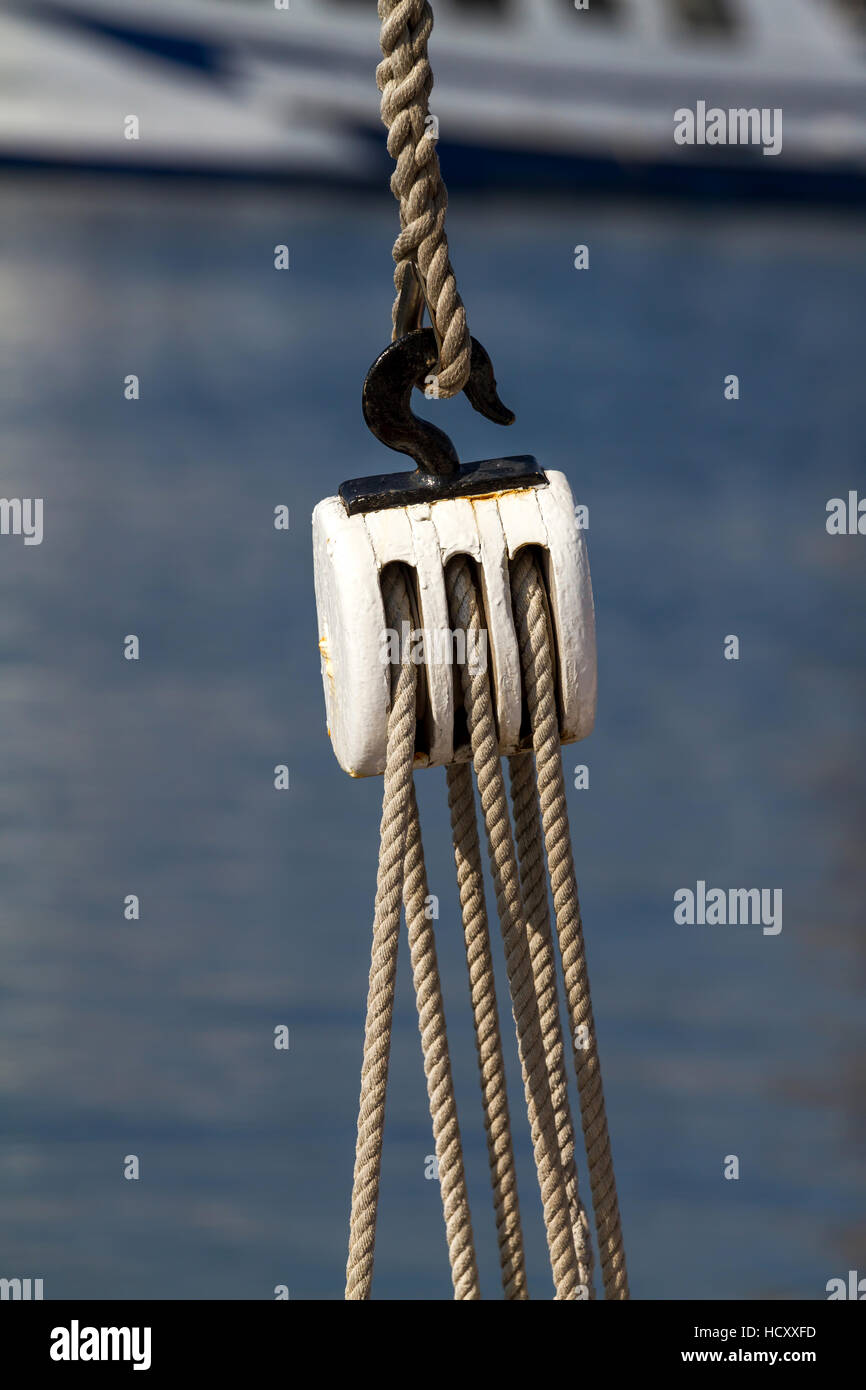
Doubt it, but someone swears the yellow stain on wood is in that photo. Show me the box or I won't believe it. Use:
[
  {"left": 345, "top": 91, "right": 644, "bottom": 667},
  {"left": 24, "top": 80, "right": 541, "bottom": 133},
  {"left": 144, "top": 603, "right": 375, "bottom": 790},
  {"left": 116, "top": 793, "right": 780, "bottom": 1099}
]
[
  {"left": 318, "top": 634, "right": 335, "bottom": 684},
  {"left": 468, "top": 486, "right": 539, "bottom": 506}
]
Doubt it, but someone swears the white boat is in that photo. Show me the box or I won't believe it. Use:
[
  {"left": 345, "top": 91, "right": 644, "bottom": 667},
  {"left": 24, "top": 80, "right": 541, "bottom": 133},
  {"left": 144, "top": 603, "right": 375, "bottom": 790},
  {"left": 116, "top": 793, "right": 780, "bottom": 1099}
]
[{"left": 1, "top": 0, "right": 864, "bottom": 195}]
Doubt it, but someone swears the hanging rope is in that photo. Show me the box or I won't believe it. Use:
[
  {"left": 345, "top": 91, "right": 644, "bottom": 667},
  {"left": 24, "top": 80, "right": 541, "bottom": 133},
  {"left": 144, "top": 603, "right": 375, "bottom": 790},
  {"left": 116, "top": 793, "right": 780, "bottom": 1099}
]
[
  {"left": 345, "top": 552, "right": 628, "bottom": 1298},
  {"left": 344, "top": 0, "right": 627, "bottom": 1303},
  {"left": 446, "top": 762, "right": 528, "bottom": 1299},
  {"left": 510, "top": 548, "right": 630, "bottom": 1300},
  {"left": 508, "top": 750, "right": 596, "bottom": 1295},
  {"left": 377, "top": 0, "right": 472, "bottom": 397},
  {"left": 403, "top": 778, "right": 480, "bottom": 1299},
  {"left": 445, "top": 555, "right": 586, "bottom": 1300},
  {"left": 347, "top": 564, "right": 479, "bottom": 1300},
  {"left": 345, "top": 564, "right": 417, "bottom": 1300}
]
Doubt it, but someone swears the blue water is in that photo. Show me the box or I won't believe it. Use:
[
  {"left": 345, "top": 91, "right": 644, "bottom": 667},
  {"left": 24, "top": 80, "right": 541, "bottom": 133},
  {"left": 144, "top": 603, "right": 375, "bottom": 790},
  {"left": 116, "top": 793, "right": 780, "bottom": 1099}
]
[{"left": 0, "top": 176, "right": 863, "bottom": 1299}]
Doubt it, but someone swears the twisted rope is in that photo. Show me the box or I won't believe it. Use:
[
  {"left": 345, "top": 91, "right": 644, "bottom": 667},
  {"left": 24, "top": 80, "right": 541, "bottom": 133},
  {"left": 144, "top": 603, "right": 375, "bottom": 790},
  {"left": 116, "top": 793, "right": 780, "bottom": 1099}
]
[
  {"left": 446, "top": 762, "right": 528, "bottom": 1299},
  {"left": 403, "top": 778, "right": 480, "bottom": 1299},
  {"left": 510, "top": 549, "right": 629, "bottom": 1300},
  {"left": 345, "top": 564, "right": 418, "bottom": 1301},
  {"left": 377, "top": 0, "right": 471, "bottom": 397},
  {"left": 344, "top": 544, "right": 627, "bottom": 1299},
  {"left": 346, "top": 563, "right": 479, "bottom": 1299},
  {"left": 508, "top": 751, "right": 596, "bottom": 1296},
  {"left": 445, "top": 555, "right": 583, "bottom": 1300}
]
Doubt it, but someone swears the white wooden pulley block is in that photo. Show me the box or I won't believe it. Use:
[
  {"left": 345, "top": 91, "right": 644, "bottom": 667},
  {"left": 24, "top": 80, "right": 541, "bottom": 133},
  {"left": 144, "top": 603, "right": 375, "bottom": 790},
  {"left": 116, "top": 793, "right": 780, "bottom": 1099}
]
[{"left": 312, "top": 470, "right": 596, "bottom": 778}]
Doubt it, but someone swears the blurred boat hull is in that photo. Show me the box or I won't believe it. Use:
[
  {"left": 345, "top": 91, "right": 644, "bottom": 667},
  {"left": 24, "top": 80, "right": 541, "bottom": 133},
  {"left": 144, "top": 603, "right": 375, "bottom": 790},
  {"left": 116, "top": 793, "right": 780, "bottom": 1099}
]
[{"left": 2, "top": 0, "right": 865, "bottom": 200}]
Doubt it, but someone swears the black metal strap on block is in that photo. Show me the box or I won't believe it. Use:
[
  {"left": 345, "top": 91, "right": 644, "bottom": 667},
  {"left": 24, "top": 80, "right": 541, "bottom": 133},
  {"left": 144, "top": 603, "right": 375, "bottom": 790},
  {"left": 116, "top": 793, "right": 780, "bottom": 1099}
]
[{"left": 340, "top": 328, "right": 548, "bottom": 515}]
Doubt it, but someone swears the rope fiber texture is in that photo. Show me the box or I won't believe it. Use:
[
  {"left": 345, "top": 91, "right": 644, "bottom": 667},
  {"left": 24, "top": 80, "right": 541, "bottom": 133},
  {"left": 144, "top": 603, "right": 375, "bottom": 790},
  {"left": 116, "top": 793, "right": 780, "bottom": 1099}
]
[
  {"left": 446, "top": 762, "right": 528, "bottom": 1298},
  {"left": 510, "top": 548, "right": 630, "bottom": 1299},
  {"left": 345, "top": 564, "right": 416, "bottom": 1300},
  {"left": 445, "top": 555, "right": 587, "bottom": 1299},
  {"left": 404, "top": 777, "right": 480, "bottom": 1298},
  {"left": 508, "top": 750, "right": 596, "bottom": 1294},
  {"left": 345, "top": 552, "right": 627, "bottom": 1300},
  {"left": 377, "top": 0, "right": 471, "bottom": 397},
  {"left": 346, "top": 564, "right": 478, "bottom": 1299}
]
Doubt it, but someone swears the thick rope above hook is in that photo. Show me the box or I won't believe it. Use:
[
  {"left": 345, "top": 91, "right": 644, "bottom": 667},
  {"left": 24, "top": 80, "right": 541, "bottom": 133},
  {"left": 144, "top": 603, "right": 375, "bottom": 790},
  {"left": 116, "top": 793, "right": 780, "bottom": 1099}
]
[{"left": 377, "top": 0, "right": 472, "bottom": 398}]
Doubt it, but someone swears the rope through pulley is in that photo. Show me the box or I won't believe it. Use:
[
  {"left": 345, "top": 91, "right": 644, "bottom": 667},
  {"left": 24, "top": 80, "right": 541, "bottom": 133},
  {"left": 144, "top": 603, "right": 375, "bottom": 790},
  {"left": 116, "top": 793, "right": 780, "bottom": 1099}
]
[
  {"left": 340, "top": 551, "right": 627, "bottom": 1299},
  {"left": 312, "top": 0, "right": 628, "bottom": 1302}
]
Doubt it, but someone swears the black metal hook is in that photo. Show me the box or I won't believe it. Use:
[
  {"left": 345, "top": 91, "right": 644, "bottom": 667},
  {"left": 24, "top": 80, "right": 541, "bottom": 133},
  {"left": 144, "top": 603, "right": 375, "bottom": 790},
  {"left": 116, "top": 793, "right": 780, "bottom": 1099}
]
[
  {"left": 339, "top": 327, "right": 546, "bottom": 516},
  {"left": 361, "top": 328, "right": 515, "bottom": 477}
]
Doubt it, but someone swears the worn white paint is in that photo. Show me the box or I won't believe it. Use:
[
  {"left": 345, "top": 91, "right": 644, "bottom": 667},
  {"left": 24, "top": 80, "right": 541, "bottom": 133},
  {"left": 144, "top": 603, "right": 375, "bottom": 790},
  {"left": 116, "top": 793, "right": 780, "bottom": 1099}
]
[{"left": 312, "top": 470, "right": 596, "bottom": 778}]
